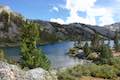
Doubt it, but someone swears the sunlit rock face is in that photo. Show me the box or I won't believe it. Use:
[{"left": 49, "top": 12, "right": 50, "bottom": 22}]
[
  {"left": 0, "top": 5, "right": 23, "bottom": 44},
  {"left": 0, "top": 5, "right": 11, "bottom": 13}
]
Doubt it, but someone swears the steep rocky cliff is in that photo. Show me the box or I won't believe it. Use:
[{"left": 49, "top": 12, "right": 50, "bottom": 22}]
[{"left": 0, "top": 5, "right": 24, "bottom": 45}]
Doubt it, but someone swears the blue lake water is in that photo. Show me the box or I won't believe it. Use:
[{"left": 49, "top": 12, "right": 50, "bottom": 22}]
[
  {"left": 2, "top": 41, "right": 80, "bottom": 69},
  {"left": 1, "top": 40, "right": 115, "bottom": 69}
]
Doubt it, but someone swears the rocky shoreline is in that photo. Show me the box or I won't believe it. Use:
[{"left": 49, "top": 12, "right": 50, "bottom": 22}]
[
  {"left": 0, "top": 41, "right": 60, "bottom": 47},
  {"left": 0, "top": 59, "right": 93, "bottom": 80},
  {"left": 0, "top": 43, "right": 19, "bottom": 47}
]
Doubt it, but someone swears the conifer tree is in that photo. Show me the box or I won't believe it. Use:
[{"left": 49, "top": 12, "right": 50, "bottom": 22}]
[
  {"left": 99, "top": 44, "right": 113, "bottom": 64},
  {"left": 20, "top": 21, "right": 50, "bottom": 70},
  {"left": 114, "top": 30, "right": 120, "bottom": 52},
  {"left": 91, "top": 33, "right": 101, "bottom": 51},
  {"left": 83, "top": 42, "right": 92, "bottom": 57}
]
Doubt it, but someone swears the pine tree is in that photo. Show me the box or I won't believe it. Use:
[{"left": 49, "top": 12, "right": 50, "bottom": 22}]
[
  {"left": 83, "top": 42, "right": 92, "bottom": 57},
  {"left": 20, "top": 21, "right": 51, "bottom": 70},
  {"left": 99, "top": 44, "right": 113, "bottom": 64},
  {"left": 114, "top": 30, "right": 120, "bottom": 52},
  {"left": 91, "top": 33, "right": 101, "bottom": 51}
]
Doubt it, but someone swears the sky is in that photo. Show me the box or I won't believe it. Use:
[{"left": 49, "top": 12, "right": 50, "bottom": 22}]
[{"left": 0, "top": 0, "right": 120, "bottom": 26}]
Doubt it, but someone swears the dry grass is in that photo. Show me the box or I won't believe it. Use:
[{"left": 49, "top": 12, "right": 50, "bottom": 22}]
[{"left": 80, "top": 76, "right": 108, "bottom": 80}]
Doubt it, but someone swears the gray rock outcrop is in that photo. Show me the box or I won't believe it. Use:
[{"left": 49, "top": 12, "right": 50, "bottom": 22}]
[{"left": 0, "top": 61, "right": 57, "bottom": 80}]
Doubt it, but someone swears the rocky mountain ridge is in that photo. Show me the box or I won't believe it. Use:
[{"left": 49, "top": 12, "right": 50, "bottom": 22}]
[
  {"left": 33, "top": 20, "right": 115, "bottom": 39},
  {"left": 0, "top": 5, "right": 119, "bottom": 47},
  {"left": 104, "top": 22, "right": 120, "bottom": 32}
]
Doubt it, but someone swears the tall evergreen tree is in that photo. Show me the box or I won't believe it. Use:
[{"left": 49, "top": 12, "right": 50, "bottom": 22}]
[
  {"left": 91, "top": 33, "right": 101, "bottom": 51},
  {"left": 20, "top": 21, "right": 50, "bottom": 70},
  {"left": 83, "top": 42, "right": 92, "bottom": 57},
  {"left": 114, "top": 30, "right": 120, "bottom": 52},
  {"left": 99, "top": 44, "right": 113, "bottom": 64}
]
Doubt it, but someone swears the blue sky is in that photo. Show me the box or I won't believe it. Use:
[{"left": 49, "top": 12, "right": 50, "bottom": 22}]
[{"left": 0, "top": 0, "right": 120, "bottom": 25}]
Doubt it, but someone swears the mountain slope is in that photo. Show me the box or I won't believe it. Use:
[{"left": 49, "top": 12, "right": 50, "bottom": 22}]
[
  {"left": 0, "top": 5, "right": 116, "bottom": 47},
  {"left": 34, "top": 20, "right": 115, "bottom": 40},
  {"left": 104, "top": 22, "right": 120, "bottom": 32},
  {"left": 0, "top": 5, "right": 24, "bottom": 44}
]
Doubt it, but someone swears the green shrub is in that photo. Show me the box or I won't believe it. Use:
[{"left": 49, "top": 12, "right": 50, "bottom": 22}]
[
  {"left": 58, "top": 72, "right": 76, "bottom": 80},
  {"left": 57, "top": 64, "right": 119, "bottom": 80},
  {"left": 109, "top": 57, "right": 120, "bottom": 70},
  {"left": 92, "top": 65, "right": 118, "bottom": 79},
  {"left": 57, "top": 69, "right": 80, "bottom": 80}
]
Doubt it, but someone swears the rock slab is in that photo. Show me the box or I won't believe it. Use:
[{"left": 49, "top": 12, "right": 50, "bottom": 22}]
[{"left": 0, "top": 61, "right": 57, "bottom": 80}]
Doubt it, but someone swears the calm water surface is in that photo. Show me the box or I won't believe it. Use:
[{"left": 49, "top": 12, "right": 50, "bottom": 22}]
[
  {"left": 2, "top": 41, "right": 80, "bottom": 69},
  {"left": 2, "top": 40, "right": 115, "bottom": 69}
]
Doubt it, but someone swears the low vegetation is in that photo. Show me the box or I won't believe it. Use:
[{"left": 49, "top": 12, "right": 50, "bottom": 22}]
[
  {"left": 66, "top": 31, "right": 120, "bottom": 80},
  {"left": 57, "top": 63, "right": 120, "bottom": 80}
]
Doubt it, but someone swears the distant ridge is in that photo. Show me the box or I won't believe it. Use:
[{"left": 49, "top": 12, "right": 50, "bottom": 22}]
[{"left": 0, "top": 5, "right": 118, "bottom": 47}]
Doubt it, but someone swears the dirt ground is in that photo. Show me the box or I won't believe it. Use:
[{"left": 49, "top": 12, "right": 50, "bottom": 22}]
[{"left": 112, "top": 50, "right": 120, "bottom": 57}]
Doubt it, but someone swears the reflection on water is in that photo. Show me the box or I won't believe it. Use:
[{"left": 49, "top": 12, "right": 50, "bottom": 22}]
[{"left": 40, "top": 41, "right": 80, "bottom": 69}]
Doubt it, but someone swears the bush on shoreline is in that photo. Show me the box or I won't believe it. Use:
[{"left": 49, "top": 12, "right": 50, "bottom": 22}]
[{"left": 57, "top": 63, "right": 119, "bottom": 80}]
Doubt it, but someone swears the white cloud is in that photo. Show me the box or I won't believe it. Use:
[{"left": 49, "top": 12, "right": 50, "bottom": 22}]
[
  {"left": 51, "top": 6, "right": 59, "bottom": 12},
  {"left": 66, "top": 0, "right": 96, "bottom": 12},
  {"left": 50, "top": 0, "right": 116, "bottom": 26},
  {"left": 99, "top": 15, "right": 114, "bottom": 26},
  {"left": 87, "top": 8, "right": 114, "bottom": 25}
]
